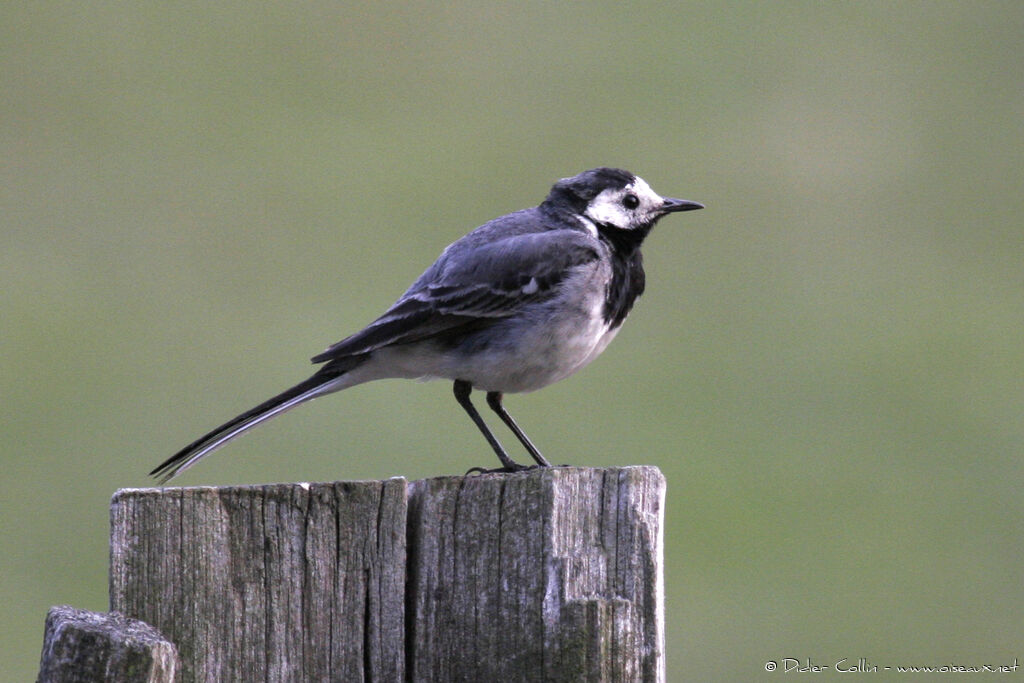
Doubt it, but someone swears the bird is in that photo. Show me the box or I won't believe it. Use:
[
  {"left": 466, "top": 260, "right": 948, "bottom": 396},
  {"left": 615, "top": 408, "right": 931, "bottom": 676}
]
[{"left": 151, "top": 167, "right": 703, "bottom": 483}]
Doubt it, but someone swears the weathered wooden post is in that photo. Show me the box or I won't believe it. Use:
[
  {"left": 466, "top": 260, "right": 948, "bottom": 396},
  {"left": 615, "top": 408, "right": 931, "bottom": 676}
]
[
  {"left": 406, "top": 466, "right": 665, "bottom": 681},
  {"left": 37, "top": 605, "right": 178, "bottom": 683},
  {"left": 110, "top": 479, "right": 407, "bottom": 681},
  {"left": 108, "top": 466, "right": 665, "bottom": 682}
]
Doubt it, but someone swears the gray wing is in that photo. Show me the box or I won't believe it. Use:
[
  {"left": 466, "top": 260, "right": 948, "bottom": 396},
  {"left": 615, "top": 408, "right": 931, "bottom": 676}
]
[{"left": 311, "top": 229, "right": 600, "bottom": 364}]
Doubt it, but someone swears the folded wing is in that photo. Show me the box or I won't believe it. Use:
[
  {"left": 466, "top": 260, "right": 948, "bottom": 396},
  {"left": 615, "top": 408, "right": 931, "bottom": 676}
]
[{"left": 312, "top": 229, "right": 600, "bottom": 364}]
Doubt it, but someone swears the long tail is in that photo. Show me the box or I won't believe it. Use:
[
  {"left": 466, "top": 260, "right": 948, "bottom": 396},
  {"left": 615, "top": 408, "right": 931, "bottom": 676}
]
[{"left": 150, "top": 358, "right": 362, "bottom": 484}]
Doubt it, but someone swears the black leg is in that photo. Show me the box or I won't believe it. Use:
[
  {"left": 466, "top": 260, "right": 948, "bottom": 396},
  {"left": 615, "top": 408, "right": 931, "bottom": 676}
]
[
  {"left": 486, "top": 392, "right": 551, "bottom": 467},
  {"left": 453, "top": 380, "right": 528, "bottom": 472}
]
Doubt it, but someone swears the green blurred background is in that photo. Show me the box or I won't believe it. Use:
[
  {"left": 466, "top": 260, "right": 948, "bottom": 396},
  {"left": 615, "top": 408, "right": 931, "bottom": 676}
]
[{"left": 3, "top": 2, "right": 1022, "bottom": 680}]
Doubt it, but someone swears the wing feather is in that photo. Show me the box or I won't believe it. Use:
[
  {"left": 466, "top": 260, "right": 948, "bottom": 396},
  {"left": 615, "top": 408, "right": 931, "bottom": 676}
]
[{"left": 312, "top": 229, "right": 599, "bottom": 364}]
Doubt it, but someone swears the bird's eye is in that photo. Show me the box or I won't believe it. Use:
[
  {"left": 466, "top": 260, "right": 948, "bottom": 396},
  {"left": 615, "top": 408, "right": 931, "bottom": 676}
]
[{"left": 622, "top": 193, "right": 640, "bottom": 210}]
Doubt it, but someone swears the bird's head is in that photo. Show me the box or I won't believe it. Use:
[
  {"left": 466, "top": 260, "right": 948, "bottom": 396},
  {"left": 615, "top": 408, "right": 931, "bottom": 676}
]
[{"left": 544, "top": 167, "right": 703, "bottom": 234}]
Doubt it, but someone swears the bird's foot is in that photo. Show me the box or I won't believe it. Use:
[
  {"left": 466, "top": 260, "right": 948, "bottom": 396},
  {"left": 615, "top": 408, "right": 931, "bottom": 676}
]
[{"left": 464, "top": 463, "right": 545, "bottom": 476}]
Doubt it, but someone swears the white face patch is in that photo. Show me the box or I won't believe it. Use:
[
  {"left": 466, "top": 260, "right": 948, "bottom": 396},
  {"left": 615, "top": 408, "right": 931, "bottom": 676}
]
[{"left": 583, "top": 176, "right": 666, "bottom": 231}]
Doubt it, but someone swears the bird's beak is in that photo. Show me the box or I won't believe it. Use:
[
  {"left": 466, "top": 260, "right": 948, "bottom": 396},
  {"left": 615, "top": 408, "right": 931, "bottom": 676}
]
[{"left": 660, "top": 197, "right": 704, "bottom": 213}]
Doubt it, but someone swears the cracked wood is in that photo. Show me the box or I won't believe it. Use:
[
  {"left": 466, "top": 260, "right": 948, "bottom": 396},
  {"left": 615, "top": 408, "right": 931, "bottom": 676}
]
[{"left": 109, "top": 466, "right": 664, "bottom": 682}]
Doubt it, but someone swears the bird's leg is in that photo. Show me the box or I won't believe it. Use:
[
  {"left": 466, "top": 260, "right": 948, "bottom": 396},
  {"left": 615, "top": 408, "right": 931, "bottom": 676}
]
[
  {"left": 453, "top": 380, "right": 529, "bottom": 472},
  {"left": 486, "top": 391, "right": 551, "bottom": 467}
]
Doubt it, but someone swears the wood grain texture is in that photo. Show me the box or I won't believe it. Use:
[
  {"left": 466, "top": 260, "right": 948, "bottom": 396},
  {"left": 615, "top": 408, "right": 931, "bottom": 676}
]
[
  {"left": 406, "top": 466, "right": 665, "bottom": 682},
  {"left": 110, "top": 479, "right": 406, "bottom": 683},
  {"left": 108, "top": 467, "right": 664, "bottom": 682},
  {"left": 37, "top": 605, "right": 178, "bottom": 683}
]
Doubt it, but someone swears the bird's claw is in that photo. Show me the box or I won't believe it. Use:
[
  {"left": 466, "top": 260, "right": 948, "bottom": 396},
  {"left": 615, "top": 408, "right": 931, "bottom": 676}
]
[{"left": 464, "top": 463, "right": 544, "bottom": 476}]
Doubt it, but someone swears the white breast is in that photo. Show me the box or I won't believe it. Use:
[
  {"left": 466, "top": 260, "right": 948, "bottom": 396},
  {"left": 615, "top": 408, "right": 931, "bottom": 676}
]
[{"left": 347, "top": 259, "right": 621, "bottom": 394}]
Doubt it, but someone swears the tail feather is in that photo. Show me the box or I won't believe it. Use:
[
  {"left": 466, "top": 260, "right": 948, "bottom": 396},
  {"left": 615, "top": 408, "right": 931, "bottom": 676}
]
[{"left": 151, "top": 361, "right": 356, "bottom": 484}]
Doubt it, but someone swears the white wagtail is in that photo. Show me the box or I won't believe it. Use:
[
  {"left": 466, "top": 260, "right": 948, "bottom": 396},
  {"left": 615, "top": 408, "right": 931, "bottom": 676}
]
[{"left": 151, "top": 168, "right": 702, "bottom": 482}]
